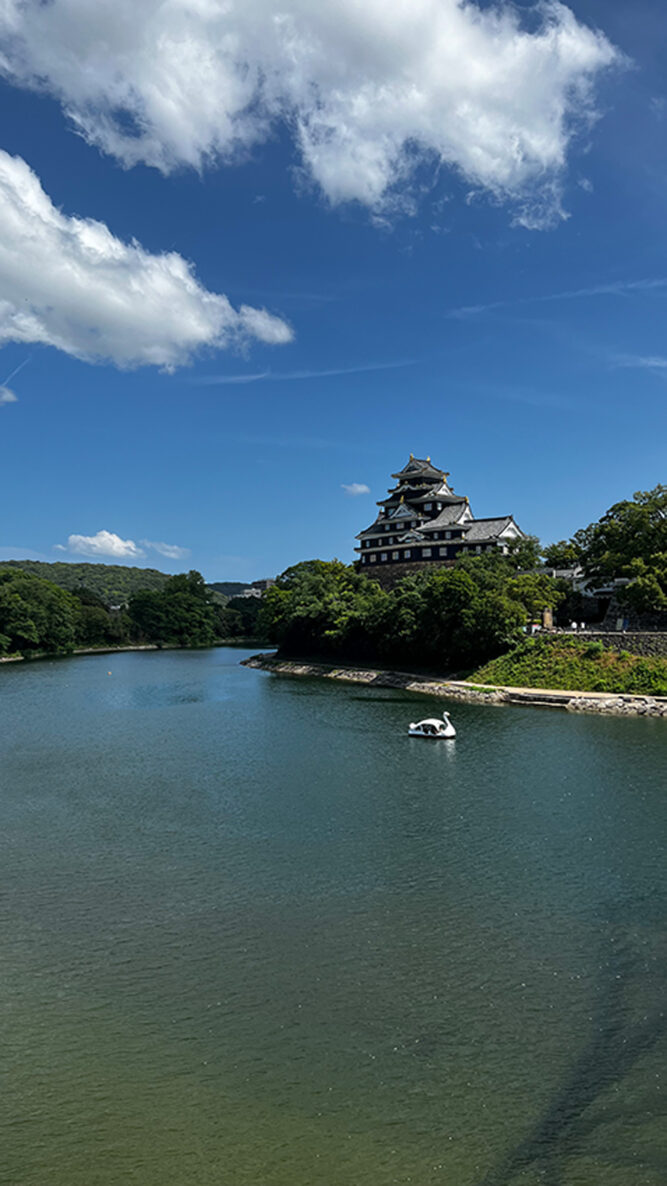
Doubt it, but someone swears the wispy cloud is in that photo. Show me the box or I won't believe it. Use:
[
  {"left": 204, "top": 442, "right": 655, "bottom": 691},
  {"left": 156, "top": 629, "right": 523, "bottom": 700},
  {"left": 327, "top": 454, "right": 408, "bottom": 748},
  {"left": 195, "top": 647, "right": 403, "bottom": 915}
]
[
  {"left": 191, "top": 359, "right": 416, "bottom": 386},
  {"left": 613, "top": 353, "right": 667, "bottom": 376},
  {"left": 140, "top": 539, "right": 190, "bottom": 560},
  {"left": 446, "top": 277, "right": 667, "bottom": 320},
  {"left": 0, "top": 386, "right": 17, "bottom": 405},
  {"left": 341, "top": 482, "right": 370, "bottom": 496}
]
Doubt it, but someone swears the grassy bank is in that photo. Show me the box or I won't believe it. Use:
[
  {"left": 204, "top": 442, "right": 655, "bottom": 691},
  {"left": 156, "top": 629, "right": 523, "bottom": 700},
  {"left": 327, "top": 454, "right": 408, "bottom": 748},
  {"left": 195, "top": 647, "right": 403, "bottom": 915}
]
[{"left": 471, "top": 636, "right": 667, "bottom": 695}]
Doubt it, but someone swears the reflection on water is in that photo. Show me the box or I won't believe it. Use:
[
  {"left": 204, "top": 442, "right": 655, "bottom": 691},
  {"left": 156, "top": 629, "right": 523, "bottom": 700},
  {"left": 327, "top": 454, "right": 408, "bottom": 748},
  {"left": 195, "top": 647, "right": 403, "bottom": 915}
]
[{"left": 0, "top": 648, "right": 665, "bottom": 1186}]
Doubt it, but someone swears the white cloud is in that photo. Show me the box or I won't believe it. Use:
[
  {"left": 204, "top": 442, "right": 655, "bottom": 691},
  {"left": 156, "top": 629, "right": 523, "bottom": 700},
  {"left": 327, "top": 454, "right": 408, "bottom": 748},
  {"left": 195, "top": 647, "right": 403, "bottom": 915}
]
[
  {"left": 59, "top": 530, "right": 145, "bottom": 559},
  {"left": 342, "top": 482, "right": 370, "bottom": 496},
  {"left": 141, "top": 539, "right": 190, "bottom": 560},
  {"left": 0, "top": 150, "right": 292, "bottom": 368},
  {"left": 0, "top": 385, "right": 16, "bottom": 404},
  {"left": 0, "top": 1, "right": 620, "bottom": 227}
]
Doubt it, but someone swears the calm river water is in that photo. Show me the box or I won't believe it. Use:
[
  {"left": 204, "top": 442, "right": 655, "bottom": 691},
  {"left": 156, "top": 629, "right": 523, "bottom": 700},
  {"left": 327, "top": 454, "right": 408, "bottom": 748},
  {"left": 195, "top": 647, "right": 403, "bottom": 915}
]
[{"left": 1, "top": 647, "right": 666, "bottom": 1186}]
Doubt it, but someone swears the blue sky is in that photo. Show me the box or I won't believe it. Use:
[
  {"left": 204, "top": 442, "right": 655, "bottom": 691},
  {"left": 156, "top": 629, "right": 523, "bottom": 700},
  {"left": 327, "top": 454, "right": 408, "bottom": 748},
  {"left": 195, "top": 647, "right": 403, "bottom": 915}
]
[{"left": 0, "top": 0, "right": 665, "bottom": 581}]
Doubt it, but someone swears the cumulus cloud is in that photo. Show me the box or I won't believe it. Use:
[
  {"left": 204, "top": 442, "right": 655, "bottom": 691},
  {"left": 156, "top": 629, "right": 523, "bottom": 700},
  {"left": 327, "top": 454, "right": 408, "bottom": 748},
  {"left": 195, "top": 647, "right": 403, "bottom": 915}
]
[
  {"left": 140, "top": 539, "right": 190, "bottom": 560},
  {"left": 0, "top": 150, "right": 292, "bottom": 368},
  {"left": 0, "top": 0, "right": 620, "bottom": 227},
  {"left": 342, "top": 482, "right": 370, "bottom": 496},
  {"left": 0, "top": 385, "right": 17, "bottom": 404},
  {"left": 58, "top": 530, "right": 145, "bottom": 559}
]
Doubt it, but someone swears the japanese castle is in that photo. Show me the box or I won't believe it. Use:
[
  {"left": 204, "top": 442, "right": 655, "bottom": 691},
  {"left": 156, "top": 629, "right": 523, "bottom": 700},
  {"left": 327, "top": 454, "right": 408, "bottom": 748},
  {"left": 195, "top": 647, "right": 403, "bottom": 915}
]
[{"left": 356, "top": 455, "right": 525, "bottom": 579}]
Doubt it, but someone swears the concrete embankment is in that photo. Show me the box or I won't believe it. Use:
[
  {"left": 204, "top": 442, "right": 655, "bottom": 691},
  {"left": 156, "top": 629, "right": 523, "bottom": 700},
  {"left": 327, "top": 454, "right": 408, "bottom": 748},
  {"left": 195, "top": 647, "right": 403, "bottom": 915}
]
[{"left": 242, "top": 654, "right": 667, "bottom": 718}]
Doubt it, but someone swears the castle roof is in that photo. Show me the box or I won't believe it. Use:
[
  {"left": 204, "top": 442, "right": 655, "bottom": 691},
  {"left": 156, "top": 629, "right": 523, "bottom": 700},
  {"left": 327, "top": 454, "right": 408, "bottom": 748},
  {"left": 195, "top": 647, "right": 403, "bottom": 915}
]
[
  {"left": 420, "top": 502, "right": 471, "bottom": 531},
  {"left": 460, "top": 516, "right": 517, "bottom": 541},
  {"left": 391, "top": 455, "right": 445, "bottom": 481}
]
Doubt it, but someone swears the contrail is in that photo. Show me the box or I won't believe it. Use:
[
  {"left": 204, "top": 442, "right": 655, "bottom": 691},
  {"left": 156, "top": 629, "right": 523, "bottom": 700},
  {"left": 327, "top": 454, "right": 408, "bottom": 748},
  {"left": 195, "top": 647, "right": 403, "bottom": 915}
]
[{"left": 2, "top": 357, "right": 30, "bottom": 386}]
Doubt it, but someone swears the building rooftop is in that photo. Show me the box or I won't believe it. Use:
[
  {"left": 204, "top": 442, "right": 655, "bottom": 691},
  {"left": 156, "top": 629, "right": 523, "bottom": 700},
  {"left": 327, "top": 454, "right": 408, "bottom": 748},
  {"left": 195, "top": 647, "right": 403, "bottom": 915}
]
[
  {"left": 461, "top": 517, "right": 514, "bottom": 541},
  {"left": 391, "top": 455, "right": 446, "bottom": 481},
  {"left": 420, "top": 503, "right": 471, "bottom": 531}
]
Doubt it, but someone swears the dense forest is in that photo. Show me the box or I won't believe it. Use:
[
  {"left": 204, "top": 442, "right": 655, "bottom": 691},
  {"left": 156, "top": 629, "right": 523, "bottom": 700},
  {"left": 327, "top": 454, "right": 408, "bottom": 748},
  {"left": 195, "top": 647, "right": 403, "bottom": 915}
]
[
  {"left": 0, "top": 568, "right": 260, "bottom": 657},
  {"left": 258, "top": 555, "right": 564, "bottom": 672},
  {"left": 0, "top": 559, "right": 170, "bottom": 604}
]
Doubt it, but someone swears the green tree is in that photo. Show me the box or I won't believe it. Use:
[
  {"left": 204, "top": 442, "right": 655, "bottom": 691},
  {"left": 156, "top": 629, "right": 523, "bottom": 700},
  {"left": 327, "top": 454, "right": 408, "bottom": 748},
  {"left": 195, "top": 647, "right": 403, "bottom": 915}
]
[
  {"left": 507, "top": 534, "right": 543, "bottom": 570},
  {"left": 542, "top": 540, "right": 582, "bottom": 569},
  {"left": 575, "top": 485, "right": 667, "bottom": 611},
  {"left": 128, "top": 570, "right": 218, "bottom": 647},
  {"left": 128, "top": 589, "right": 167, "bottom": 642},
  {"left": 506, "top": 573, "right": 564, "bottom": 622},
  {"left": 259, "top": 557, "right": 539, "bottom": 672},
  {"left": 0, "top": 569, "right": 78, "bottom": 653}
]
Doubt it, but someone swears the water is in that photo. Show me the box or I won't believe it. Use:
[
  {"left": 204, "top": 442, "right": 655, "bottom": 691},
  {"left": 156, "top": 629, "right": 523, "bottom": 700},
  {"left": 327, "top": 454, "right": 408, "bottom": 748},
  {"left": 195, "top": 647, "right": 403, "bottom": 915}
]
[{"left": 1, "top": 648, "right": 665, "bottom": 1186}]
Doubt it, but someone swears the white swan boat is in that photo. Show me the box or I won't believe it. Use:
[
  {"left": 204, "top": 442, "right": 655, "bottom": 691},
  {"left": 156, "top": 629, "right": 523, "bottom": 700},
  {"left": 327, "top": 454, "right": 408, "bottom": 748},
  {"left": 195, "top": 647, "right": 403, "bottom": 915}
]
[{"left": 408, "top": 711, "right": 456, "bottom": 738}]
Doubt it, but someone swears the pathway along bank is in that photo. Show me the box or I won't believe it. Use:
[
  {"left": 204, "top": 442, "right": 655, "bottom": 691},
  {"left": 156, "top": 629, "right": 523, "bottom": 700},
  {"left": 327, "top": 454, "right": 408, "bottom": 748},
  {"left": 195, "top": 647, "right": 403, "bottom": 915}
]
[{"left": 242, "top": 654, "right": 667, "bottom": 718}]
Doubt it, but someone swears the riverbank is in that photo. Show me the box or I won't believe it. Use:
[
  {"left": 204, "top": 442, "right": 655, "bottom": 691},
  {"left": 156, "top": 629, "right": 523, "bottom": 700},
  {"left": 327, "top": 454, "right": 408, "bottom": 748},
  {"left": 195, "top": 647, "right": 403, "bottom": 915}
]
[
  {"left": 0, "top": 638, "right": 270, "bottom": 665},
  {"left": 0, "top": 643, "right": 165, "bottom": 664},
  {"left": 242, "top": 654, "right": 667, "bottom": 717}
]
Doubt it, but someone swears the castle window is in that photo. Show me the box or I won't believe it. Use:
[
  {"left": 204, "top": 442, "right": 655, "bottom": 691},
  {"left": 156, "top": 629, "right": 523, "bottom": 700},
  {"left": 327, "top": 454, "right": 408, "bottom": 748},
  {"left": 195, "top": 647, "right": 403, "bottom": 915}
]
[
  {"left": 425, "top": 502, "right": 432, "bottom": 511},
  {"left": 370, "top": 554, "right": 376, "bottom": 563},
  {"left": 445, "top": 531, "right": 451, "bottom": 539},
  {"left": 404, "top": 549, "right": 411, "bottom": 559},
  {"left": 392, "top": 551, "right": 399, "bottom": 560},
  {"left": 476, "top": 545, "right": 482, "bottom": 553},
  {"left": 381, "top": 552, "right": 387, "bottom": 561},
  {"left": 423, "top": 547, "right": 432, "bottom": 558},
  {"left": 439, "top": 547, "right": 447, "bottom": 557},
  {"left": 433, "top": 532, "right": 439, "bottom": 540}
]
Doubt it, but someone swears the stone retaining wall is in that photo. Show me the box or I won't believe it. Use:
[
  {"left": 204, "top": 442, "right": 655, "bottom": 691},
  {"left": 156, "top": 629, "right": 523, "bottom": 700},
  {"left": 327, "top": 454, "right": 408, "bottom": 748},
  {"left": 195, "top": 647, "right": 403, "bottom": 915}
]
[
  {"left": 359, "top": 559, "right": 454, "bottom": 589},
  {"left": 242, "top": 655, "right": 667, "bottom": 718},
  {"left": 572, "top": 631, "right": 667, "bottom": 658}
]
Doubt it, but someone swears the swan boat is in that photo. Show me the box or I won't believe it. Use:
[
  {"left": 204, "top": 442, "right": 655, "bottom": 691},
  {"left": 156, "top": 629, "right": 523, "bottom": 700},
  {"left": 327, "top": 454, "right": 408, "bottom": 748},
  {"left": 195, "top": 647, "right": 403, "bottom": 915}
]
[{"left": 408, "top": 711, "right": 456, "bottom": 738}]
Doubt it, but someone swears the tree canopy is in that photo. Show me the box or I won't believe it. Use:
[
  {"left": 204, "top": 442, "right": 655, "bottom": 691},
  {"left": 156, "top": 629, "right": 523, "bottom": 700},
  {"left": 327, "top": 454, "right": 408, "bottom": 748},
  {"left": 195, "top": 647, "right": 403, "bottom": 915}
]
[
  {"left": 545, "top": 485, "right": 667, "bottom": 612},
  {"left": 1, "top": 559, "right": 169, "bottom": 605},
  {"left": 0, "top": 568, "right": 78, "bottom": 654},
  {"left": 0, "top": 566, "right": 256, "bottom": 656},
  {"left": 259, "top": 555, "right": 564, "bottom": 672}
]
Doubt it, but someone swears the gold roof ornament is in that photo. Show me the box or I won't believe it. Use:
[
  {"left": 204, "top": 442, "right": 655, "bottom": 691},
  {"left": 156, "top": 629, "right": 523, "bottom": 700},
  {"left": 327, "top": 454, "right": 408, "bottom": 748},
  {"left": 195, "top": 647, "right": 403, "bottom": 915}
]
[
  {"left": 427, "top": 456, "right": 431, "bottom": 462},
  {"left": 409, "top": 453, "right": 414, "bottom": 460},
  {"left": 400, "top": 493, "right": 404, "bottom": 502}
]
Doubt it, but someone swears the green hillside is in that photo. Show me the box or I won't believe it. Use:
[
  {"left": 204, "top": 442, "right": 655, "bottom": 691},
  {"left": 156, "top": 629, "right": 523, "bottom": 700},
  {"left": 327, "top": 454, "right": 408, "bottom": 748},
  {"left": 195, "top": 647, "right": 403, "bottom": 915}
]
[
  {"left": 0, "top": 560, "right": 170, "bottom": 606},
  {"left": 471, "top": 636, "right": 667, "bottom": 695}
]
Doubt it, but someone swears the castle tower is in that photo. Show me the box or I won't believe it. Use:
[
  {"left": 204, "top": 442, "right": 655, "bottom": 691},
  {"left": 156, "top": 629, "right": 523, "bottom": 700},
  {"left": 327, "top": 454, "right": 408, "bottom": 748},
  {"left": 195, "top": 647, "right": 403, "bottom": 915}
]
[{"left": 355, "top": 455, "right": 525, "bottom": 584}]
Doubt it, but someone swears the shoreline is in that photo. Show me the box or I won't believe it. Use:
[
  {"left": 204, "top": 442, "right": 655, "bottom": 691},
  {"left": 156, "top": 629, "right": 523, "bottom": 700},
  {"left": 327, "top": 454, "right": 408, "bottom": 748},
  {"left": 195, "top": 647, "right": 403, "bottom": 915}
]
[
  {"left": 0, "top": 638, "right": 268, "bottom": 664},
  {"left": 242, "top": 654, "right": 667, "bottom": 718}
]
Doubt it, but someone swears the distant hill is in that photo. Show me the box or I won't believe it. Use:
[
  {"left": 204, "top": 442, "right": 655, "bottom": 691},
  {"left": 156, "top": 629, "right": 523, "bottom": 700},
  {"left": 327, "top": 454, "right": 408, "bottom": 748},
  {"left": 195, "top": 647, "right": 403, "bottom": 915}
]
[
  {"left": 209, "top": 581, "right": 255, "bottom": 598},
  {"left": 0, "top": 559, "right": 170, "bottom": 605}
]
